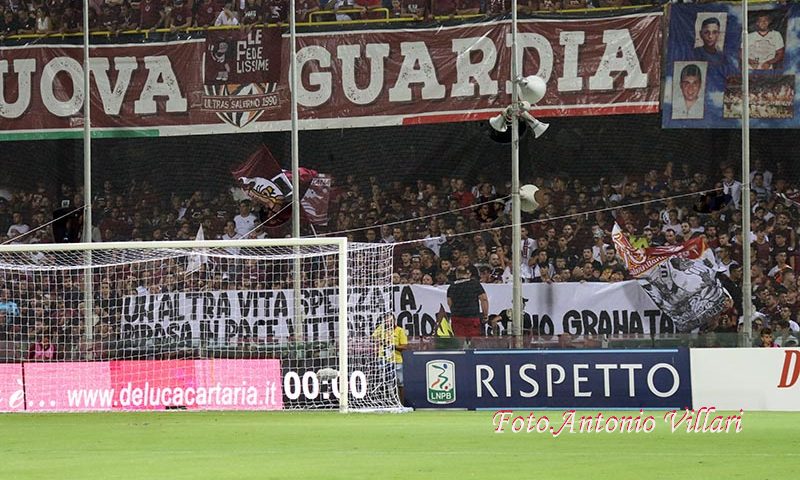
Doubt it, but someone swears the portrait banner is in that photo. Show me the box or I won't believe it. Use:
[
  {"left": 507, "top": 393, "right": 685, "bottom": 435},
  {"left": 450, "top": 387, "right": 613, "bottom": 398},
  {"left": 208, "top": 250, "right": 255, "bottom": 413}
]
[{"left": 663, "top": 3, "right": 800, "bottom": 128}]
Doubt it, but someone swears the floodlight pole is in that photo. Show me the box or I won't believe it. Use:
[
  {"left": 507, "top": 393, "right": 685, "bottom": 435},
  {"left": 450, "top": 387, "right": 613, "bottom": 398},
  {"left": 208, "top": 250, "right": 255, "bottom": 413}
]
[
  {"left": 741, "top": 0, "right": 753, "bottom": 347},
  {"left": 510, "top": 1, "right": 523, "bottom": 349},
  {"left": 82, "top": 0, "right": 94, "bottom": 344}
]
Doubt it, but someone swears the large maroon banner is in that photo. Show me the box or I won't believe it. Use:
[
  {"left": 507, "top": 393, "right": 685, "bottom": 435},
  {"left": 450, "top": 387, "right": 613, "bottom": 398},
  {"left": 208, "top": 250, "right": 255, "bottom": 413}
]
[{"left": 0, "top": 14, "right": 661, "bottom": 139}]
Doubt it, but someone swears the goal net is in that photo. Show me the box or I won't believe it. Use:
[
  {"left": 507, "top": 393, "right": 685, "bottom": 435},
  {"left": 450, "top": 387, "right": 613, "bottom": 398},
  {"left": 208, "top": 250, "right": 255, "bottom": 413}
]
[{"left": 0, "top": 239, "right": 402, "bottom": 412}]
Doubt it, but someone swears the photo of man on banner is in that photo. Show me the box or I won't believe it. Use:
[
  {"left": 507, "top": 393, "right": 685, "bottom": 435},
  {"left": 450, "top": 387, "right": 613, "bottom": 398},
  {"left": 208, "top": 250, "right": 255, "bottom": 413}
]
[
  {"left": 672, "top": 62, "right": 707, "bottom": 120},
  {"left": 694, "top": 14, "right": 726, "bottom": 56},
  {"left": 690, "top": 13, "right": 738, "bottom": 88},
  {"left": 748, "top": 10, "right": 786, "bottom": 70}
]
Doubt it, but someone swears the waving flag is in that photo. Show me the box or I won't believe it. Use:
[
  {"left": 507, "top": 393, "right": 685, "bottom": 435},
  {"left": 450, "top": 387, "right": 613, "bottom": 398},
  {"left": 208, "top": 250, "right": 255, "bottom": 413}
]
[
  {"left": 612, "top": 224, "right": 729, "bottom": 332},
  {"left": 232, "top": 146, "right": 330, "bottom": 230},
  {"left": 232, "top": 145, "right": 293, "bottom": 213}
]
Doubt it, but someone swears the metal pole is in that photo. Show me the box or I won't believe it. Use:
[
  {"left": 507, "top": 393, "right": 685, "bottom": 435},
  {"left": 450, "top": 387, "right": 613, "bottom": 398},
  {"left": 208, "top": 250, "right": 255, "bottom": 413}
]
[
  {"left": 337, "top": 239, "right": 349, "bottom": 413},
  {"left": 510, "top": 2, "right": 522, "bottom": 349},
  {"left": 82, "top": 0, "right": 94, "bottom": 346},
  {"left": 289, "top": 6, "right": 305, "bottom": 348},
  {"left": 741, "top": 0, "right": 753, "bottom": 347},
  {"left": 290, "top": 3, "right": 300, "bottom": 238}
]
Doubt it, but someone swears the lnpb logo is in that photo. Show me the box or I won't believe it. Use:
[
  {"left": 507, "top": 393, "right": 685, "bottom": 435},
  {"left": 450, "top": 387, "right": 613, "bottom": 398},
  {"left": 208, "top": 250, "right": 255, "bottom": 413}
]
[{"left": 426, "top": 360, "right": 456, "bottom": 404}]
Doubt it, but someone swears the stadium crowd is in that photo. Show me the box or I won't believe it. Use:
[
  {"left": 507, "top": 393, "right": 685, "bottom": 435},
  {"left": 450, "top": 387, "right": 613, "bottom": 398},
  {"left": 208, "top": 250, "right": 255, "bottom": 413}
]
[
  {"left": 0, "top": 154, "right": 798, "bottom": 359},
  {"left": 0, "top": 0, "right": 655, "bottom": 39}
]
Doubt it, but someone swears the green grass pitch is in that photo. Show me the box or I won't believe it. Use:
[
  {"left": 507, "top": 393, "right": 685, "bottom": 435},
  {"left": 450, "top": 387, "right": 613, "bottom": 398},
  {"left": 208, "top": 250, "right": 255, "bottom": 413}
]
[{"left": 2, "top": 410, "right": 797, "bottom": 479}]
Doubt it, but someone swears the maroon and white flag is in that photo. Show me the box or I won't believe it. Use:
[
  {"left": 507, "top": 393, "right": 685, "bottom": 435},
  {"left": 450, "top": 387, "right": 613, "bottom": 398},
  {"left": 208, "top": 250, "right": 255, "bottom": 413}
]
[
  {"left": 231, "top": 146, "right": 327, "bottom": 228},
  {"left": 231, "top": 146, "right": 294, "bottom": 228},
  {"left": 612, "top": 224, "right": 729, "bottom": 332},
  {"left": 232, "top": 146, "right": 292, "bottom": 211}
]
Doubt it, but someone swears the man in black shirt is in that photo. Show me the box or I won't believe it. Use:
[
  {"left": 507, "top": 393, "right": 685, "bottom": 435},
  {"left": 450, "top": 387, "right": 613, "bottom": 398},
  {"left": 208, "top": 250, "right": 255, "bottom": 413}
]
[{"left": 447, "top": 266, "right": 488, "bottom": 347}]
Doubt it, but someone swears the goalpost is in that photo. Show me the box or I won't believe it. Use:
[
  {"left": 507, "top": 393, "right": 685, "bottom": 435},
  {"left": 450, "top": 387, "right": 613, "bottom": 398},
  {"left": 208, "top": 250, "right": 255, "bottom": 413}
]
[{"left": 0, "top": 238, "right": 403, "bottom": 413}]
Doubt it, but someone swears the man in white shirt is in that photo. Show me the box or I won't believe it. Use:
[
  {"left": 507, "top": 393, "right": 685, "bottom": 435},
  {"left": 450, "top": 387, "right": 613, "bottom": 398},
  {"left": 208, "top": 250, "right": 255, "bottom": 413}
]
[
  {"left": 233, "top": 201, "right": 257, "bottom": 237},
  {"left": 520, "top": 226, "right": 537, "bottom": 269},
  {"left": 748, "top": 13, "right": 784, "bottom": 70},
  {"left": 721, "top": 167, "right": 742, "bottom": 209},
  {"left": 220, "top": 220, "right": 242, "bottom": 255},
  {"left": 215, "top": 2, "right": 239, "bottom": 25},
  {"left": 7, "top": 212, "right": 30, "bottom": 243}
]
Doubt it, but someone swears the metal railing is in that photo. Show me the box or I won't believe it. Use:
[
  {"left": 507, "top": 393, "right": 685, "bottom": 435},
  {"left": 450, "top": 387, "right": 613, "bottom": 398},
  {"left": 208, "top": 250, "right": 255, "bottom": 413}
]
[{"left": 0, "top": 4, "right": 651, "bottom": 42}]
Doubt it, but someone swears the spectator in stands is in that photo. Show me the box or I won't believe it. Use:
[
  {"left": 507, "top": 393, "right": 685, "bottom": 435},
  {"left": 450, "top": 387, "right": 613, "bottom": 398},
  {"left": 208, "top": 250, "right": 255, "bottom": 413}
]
[
  {"left": 563, "top": 0, "right": 585, "bottom": 8},
  {"left": 92, "top": 321, "right": 118, "bottom": 360},
  {"left": 721, "top": 166, "right": 743, "bottom": 209},
  {"left": 58, "top": 5, "right": 80, "bottom": 33},
  {"left": 487, "top": 0, "right": 510, "bottom": 14},
  {"left": 98, "top": 4, "right": 118, "bottom": 32},
  {"left": 773, "top": 320, "right": 798, "bottom": 347},
  {"left": 776, "top": 305, "right": 799, "bottom": 332},
  {"left": 239, "top": 0, "right": 262, "bottom": 26},
  {"left": 538, "top": 0, "right": 561, "bottom": 11},
  {"left": 355, "top": 0, "right": 384, "bottom": 19},
  {"left": 0, "top": 289, "right": 20, "bottom": 330},
  {"left": 195, "top": 0, "right": 220, "bottom": 26},
  {"left": 264, "top": 0, "right": 289, "bottom": 24},
  {"left": 15, "top": 8, "right": 35, "bottom": 34},
  {"left": 7, "top": 212, "right": 30, "bottom": 243},
  {"left": 397, "top": 0, "right": 427, "bottom": 19},
  {"left": 769, "top": 251, "right": 793, "bottom": 281},
  {"left": 431, "top": 0, "right": 455, "bottom": 17},
  {"left": 169, "top": 0, "right": 192, "bottom": 32},
  {"left": 214, "top": 2, "right": 239, "bottom": 27},
  {"left": 29, "top": 335, "right": 56, "bottom": 361},
  {"left": 294, "top": 0, "right": 318, "bottom": 22},
  {"left": 0, "top": 10, "right": 20, "bottom": 37},
  {"left": 233, "top": 200, "right": 257, "bottom": 237},
  {"left": 139, "top": 0, "right": 163, "bottom": 30},
  {"left": 759, "top": 327, "right": 777, "bottom": 347}
]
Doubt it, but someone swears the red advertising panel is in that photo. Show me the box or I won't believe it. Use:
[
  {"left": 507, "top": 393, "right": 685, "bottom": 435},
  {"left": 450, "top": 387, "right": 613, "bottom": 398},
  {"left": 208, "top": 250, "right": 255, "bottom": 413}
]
[{"left": 0, "top": 14, "right": 661, "bottom": 139}]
